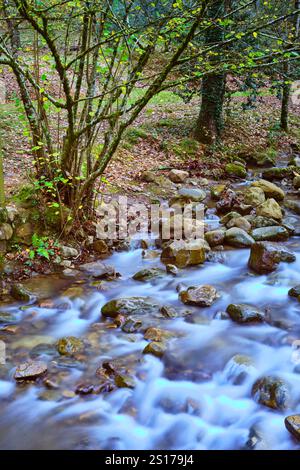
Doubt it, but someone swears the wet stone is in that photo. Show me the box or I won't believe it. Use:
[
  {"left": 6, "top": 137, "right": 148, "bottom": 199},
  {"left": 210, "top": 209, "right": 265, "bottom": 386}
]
[
  {"left": 251, "top": 376, "right": 289, "bottom": 410},
  {"left": 14, "top": 360, "right": 47, "bottom": 381},
  {"left": 101, "top": 297, "right": 160, "bottom": 318},
  {"left": 10, "top": 283, "right": 32, "bottom": 302},
  {"left": 56, "top": 336, "right": 84, "bottom": 356},
  {"left": 288, "top": 285, "right": 300, "bottom": 298},
  {"left": 251, "top": 226, "right": 289, "bottom": 242},
  {"left": 285, "top": 415, "right": 300, "bottom": 441},
  {"left": 79, "top": 262, "right": 117, "bottom": 279},
  {"left": 0, "top": 312, "right": 18, "bottom": 324},
  {"left": 226, "top": 304, "right": 265, "bottom": 324},
  {"left": 179, "top": 285, "right": 219, "bottom": 307},
  {"left": 121, "top": 318, "right": 142, "bottom": 333},
  {"left": 115, "top": 374, "right": 136, "bottom": 389},
  {"left": 143, "top": 341, "right": 166, "bottom": 358},
  {"left": 132, "top": 268, "right": 165, "bottom": 282}
]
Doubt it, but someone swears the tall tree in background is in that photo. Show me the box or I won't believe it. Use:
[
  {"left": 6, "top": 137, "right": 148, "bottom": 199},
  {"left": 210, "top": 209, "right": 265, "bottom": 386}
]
[
  {"left": 280, "top": 0, "right": 300, "bottom": 131},
  {"left": 194, "top": 0, "right": 225, "bottom": 144}
]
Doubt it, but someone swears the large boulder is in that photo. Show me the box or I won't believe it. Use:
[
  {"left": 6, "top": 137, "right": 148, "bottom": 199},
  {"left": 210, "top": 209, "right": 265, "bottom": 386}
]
[
  {"left": 248, "top": 242, "right": 295, "bottom": 274},
  {"left": 160, "top": 239, "right": 209, "bottom": 268},
  {"left": 179, "top": 285, "right": 219, "bottom": 307},
  {"left": 262, "top": 167, "right": 293, "bottom": 181},
  {"left": 251, "top": 226, "right": 289, "bottom": 242},
  {"left": 256, "top": 198, "right": 282, "bottom": 221},
  {"left": 168, "top": 169, "right": 189, "bottom": 183},
  {"left": 251, "top": 179, "right": 285, "bottom": 201},
  {"left": 252, "top": 376, "right": 289, "bottom": 410},
  {"left": 225, "top": 227, "right": 254, "bottom": 247},
  {"left": 244, "top": 187, "right": 265, "bottom": 207},
  {"left": 101, "top": 297, "right": 159, "bottom": 318},
  {"left": 226, "top": 304, "right": 265, "bottom": 323}
]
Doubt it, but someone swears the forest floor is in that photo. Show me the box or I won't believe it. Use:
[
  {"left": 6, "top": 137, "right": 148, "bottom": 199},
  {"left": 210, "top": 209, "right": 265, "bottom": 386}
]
[{"left": 1, "top": 75, "right": 300, "bottom": 203}]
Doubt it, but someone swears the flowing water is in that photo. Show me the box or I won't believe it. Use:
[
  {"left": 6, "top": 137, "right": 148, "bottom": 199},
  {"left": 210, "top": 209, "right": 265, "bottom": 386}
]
[{"left": 1, "top": 214, "right": 300, "bottom": 450}]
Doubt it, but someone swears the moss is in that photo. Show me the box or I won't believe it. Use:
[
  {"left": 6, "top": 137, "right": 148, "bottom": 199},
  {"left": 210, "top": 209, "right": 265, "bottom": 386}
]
[
  {"left": 13, "top": 185, "right": 39, "bottom": 208},
  {"left": 124, "top": 127, "right": 149, "bottom": 145},
  {"left": 225, "top": 163, "right": 247, "bottom": 178}
]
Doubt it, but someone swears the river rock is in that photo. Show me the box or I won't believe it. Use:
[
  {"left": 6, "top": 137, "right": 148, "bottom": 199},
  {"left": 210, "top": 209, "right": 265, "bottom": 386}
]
[
  {"left": 225, "top": 227, "right": 254, "bottom": 247},
  {"left": 168, "top": 169, "right": 189, "bottom": 183},
  {"left": 210, "top": 184, "right": 226, "bottom": 200},
  {"left": 284, "top": 199, "right": 300, "bottom": 215},
  {"left": 293, "top": 176, "right": 300, "bottom": 189},
  {"left": 93, "top": 239, "right": 109, "bottom": 254},
  {"left": 166, "top": 264, "right": 178, "bottom": 275},
  {"left": 169, "top": 187, "right": 206, "bottom": 206},
  {"left": 141, "top": 171, "right": 156, "bottom": 183},
  {"left": 10, "top": 283, "right": 32, "bottom": 301},
  {"left": 205, "top": 229, "right": 225, "bottom": 247},
  {"left": 251, "top": 179, "right": 285, "bottom": 201},
  {"left": 288, "top": 285, "right": 300, "bottom": 298},
  {"left": 101, "top": 297, "right": 159, "bottom": 318},
  {"left": 220, "top": 211, "right": 241, "bottom": 225},
  {"left": 225, "top": 163, "right": 247, "bottom": 178},
  {"left": 223, "top": 354, "right": 256, "bottom": 384},
  {"left": 251, "top": 226, "right": 289, "bottom": 242},
  {"left": 60, "top": 245, "right": 79, "bottom": 259},
  {"left": 143, "top": 341, "right": 166, "bottom": 358},
  {"left": 115, "top": 374, "right": 136, "bottom": 389},
  {"left": 0, "top": 312, "right": 17, "bottom": 324},
  {"left": 179, "top": 285, "right": 219, "bottom": 307},
  {"left": 248, "top": 242, "right": 295, "bottom": 273},
  {"left": 248, "top": 215, "right": 279, "bottom": 229},
  {"left": 226, "top": 304, "right": 265, "bottom": 323},
  {"left": 256, "top": 199, "right": 282, "bottom": 221},
  {"left": 262, "top": 167, "right": 292, "bottom": 181},
  {"left": 121, "top": 318, "right": 142, "bottom": 333},
  {"left": 56, "top": 336, "right": 84, "bottom": 356},
  {"left": 216, "top": 189, "right": 237, "bottom": 214},
  {"left": 251, "top": 376, "right": 289, "bottom": 409},
  {"left": 226, "top": 216, "right": 251, "bottom": 232},
  {"left": 244, "top": 187, "right": 265, "bottom": 207},
  {"left": 133, "top": 268, "right": 166, "bottom": 282},
  {"left": 285, "top": 415, "right": 300, "bottom": 441},
  {"left": 161, "top": 239, "right": 209, "bottom": 268},
  {"left": 79, "top": 261, "right": 116, "bottom": 279},
  {"left": 14, "top": 360, "right": 47, "bottom": 380}
]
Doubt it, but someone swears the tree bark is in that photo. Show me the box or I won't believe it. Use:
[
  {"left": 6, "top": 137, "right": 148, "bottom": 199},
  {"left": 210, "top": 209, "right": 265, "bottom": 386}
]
[{"left": 194, "top": 0, "right": 226, "bottom": 144}]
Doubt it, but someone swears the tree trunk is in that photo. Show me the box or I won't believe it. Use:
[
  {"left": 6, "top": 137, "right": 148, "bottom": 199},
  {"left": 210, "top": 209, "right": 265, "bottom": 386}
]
[
  {"left": 194, "top": 0, "right": 226, "bottom": 144},
  {"left": 280, "top": 0, "right": 300, "bottom": 131},
  {"left": 280, "top": 63, "right": 290, "bottom": 132},
  {"left": 194, "top": 73, "right": 226, "bottom": 144}
]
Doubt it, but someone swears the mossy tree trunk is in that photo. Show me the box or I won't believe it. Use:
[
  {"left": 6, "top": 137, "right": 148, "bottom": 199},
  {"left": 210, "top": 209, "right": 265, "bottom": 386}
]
[{"left": 194, "top": 0, "right": 226, "bottom": 144}]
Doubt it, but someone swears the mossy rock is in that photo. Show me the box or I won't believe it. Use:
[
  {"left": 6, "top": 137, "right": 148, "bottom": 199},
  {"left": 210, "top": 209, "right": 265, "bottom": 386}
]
[
  {"left": 262, "top": 167, "right": 294, "bottom": 181},
  {"left": 225, "top": 163, "right": 247, "bottom": 178},
  {"left": 13, "top": 185, "right": 39, "bottom": 208}
]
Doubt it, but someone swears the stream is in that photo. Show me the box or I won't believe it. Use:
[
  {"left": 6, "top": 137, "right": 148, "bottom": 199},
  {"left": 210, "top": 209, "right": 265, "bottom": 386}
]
[{"left": 1, "top": 194, "right": 300, "bottom": 450}]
